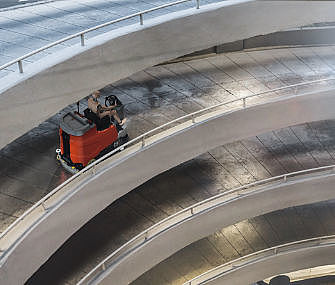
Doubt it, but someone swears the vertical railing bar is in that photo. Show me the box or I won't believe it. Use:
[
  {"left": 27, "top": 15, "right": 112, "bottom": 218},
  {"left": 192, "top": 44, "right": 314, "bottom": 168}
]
[
  {"left": 140, "top": 14, "right": 144, "bottom": 25},
  {"left": 196, "top": 0, "right": 200, "bottom": 9},
  {"left": 141, "top": 137, "right": 145, "bottom": 147},
  {"left": 80, "top": 34, "right": 85, "bottom": 46},
  {"left": 283, "top": 174, "right": 287, "bottom": 182},
  {"left": 18, "top": 60, "right": 23, "bottom": 73},
  {"left": 243, "top": 97, "right": 246, "bottom": 108}
]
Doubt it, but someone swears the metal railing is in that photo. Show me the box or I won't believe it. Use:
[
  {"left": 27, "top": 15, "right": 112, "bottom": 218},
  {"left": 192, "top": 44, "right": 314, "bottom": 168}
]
[
  {"left": 0, "top": 0, "right": 334, "bottom": 75},
  {"left": 0, "top": 77, "right": 335, "bottom": 264},
  {"left": 78, "top": 164, "right": 335, "bottom": 284},
  {"left": 0, "top": 0, "right": 200, "bottom": 74},
  {"left": 184, "top": 235, "right": 335, "bottom": 284}
]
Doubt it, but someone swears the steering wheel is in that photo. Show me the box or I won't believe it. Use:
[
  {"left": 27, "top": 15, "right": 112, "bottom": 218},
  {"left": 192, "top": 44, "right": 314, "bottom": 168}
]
[
  {"left": 105, "top": 95, "right": 125, "bottom": 120},
  {"left": 105, "top": 95, "right": 118, "bottom": 107}
]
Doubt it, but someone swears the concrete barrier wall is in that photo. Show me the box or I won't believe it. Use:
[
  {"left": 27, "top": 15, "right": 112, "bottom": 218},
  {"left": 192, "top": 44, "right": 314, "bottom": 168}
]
[
  {"left": 2, "top": 89, "right": 335, "bottom": 284},
  {"left": 1, "top": 0, "right": 335, "bottom": 148},
  {"left": 244, "top": 27, "right": 335, "bottom": 50},
  {"left": 187, "top": 27, "right": 335, "bottom": 56}
]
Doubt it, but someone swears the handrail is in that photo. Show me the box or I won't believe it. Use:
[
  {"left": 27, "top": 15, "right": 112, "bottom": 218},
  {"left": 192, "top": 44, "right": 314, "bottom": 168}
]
[
  {"left": 0, "top": 0, "right": 198, "bottom": 74},
  {"left": 0, "top": 0, "right": 333, "bottom": 76},
  {"left": 1, "top": 77, "right": 335, "bottom": 266},
  {"left": 78, "top": 164, "right": 335, "bottom": 284},
  {"left": 184, "top": 235, "right": 335, "bottom": 284}
]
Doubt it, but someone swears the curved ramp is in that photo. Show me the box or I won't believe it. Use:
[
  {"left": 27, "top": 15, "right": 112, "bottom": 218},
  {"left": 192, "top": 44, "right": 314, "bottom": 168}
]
[
  {"left": 184, "top": 235, "right": 335, "bottom": 285},
  {"left": 132, "top": 199, "right": 335, "bottom": 285},
  {"left": 2, "top": 87, "right": 335, "bottom": 284},
  {"left": 80, "top": 167, "right": 335, "bottom": 284},
  {"left": 5, "top": 44, "right": 335, "bottom": 284},
  {"left": 1, "top": 0, "right": 335, "bottom": 148}
]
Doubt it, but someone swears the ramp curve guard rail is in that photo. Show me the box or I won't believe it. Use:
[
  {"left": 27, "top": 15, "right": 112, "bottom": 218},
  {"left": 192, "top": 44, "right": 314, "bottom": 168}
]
[
  {"left": 184, "top": 235, "right": 335, "bottom": 285},
  {"left": 1, "top": 77, "right": 335, "bottom": 266},
  {"left": 0, "top": 0, "right": 201, "bottom": 74},
  {"left": 78, "top": 164, "right": 335, "bottom": 284}
]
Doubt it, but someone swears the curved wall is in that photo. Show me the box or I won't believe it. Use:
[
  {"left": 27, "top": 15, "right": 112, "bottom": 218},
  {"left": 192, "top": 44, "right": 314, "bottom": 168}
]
[
  {"left": 2, "top": 89, "right": 335, "bottom": 284},
  {"left": 1, "top": 0, "right": 335, "bottom": 148}
]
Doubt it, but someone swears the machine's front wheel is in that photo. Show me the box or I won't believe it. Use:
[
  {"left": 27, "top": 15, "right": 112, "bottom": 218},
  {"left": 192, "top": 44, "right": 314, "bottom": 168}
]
[{"left": 56, "top": 148, "right": 61, "bottom": 160}]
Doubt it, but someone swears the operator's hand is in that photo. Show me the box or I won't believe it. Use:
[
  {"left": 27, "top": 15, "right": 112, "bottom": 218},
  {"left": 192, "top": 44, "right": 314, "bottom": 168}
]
[
  {"left": 97, "top": 104, "right": 103, "bottom": 113},
  {"left": 103, "top": 105, "right": 116, "bottom": 111}
]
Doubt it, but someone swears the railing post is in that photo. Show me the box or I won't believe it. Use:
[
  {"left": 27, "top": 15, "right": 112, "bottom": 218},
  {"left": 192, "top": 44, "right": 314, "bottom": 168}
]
[
  {"left": 243, "top": 97, "right": 246, "bottom": 108},
  {"left": 140, "top": 14, "right": 144, "bottom": 25},
  {"left": 196, "top": 0, "right": 200, "bottom": 9},
  {"left": 283, "top": 175, "right": 287, "bottom": 182},
  {"left": 80, "top": 34, "right": 85, "bottom": 46},
  {"left": 41, "top": 202, "right": 47, "bottom": 212},
  {"left": 101, "top": 262, "right": 106, "bottom": 271},
  {"left": 192, "top": 115, "right": 195, "bottom": 123},
  {"left": 318, "top": 237, "right": 322, "bottom": 245},
  {"left": 18, "top": 60, "right": 23, "bottom": 73},
  {"left": 141, "top": 137, "right": 145, "bottom": 148}
]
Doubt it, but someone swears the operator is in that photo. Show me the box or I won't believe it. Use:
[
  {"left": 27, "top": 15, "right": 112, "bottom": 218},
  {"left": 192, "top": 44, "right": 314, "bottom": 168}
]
[{"left": 88, "top": 90, "right": 126, "bottom": 126}]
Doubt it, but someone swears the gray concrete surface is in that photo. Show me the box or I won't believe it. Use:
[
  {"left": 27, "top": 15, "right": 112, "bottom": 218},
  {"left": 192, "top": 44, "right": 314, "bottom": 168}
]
[
  {"left": 86, "top": 172, "right": 335, "bottom": 285},
  {"left": 177, "top": 237, "right": 335, "bottom": 285},
  {"left": 0, "top": 0, "right": 210, "bottom": 72},
  {"left": 0, "top": 45, "right": 328, "bottom": 284},
  {"left": 2, "top": 0, "right": 335, "bottom": 150},
  {"left": 133, "top": 200, "right": 335, "bottom": 285},
  {"left": 0, "top": 1, "right": 331, "bottom": 282}
]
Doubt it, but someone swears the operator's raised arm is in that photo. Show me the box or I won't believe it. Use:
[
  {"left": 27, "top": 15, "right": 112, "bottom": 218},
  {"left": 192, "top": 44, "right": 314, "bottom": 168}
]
[{"left": 88, "top": 91, "right": 126, "bottom": 125}]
